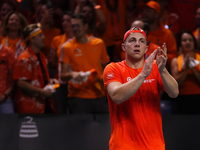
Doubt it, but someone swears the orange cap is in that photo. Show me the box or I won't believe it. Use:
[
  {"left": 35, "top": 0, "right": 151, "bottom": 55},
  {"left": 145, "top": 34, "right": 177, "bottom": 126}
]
[{"left": 140, "top": 0, "right": 160, "bottom": 14}]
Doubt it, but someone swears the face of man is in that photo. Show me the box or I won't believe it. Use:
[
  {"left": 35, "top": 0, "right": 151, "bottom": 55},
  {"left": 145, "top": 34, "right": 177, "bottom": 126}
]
[
  {"left": 122, "top": 32, "right": 147, "bottom": 60},
  {"left": 62, "top": 14, "right": 72, "bottom": 33},
  {"left": 31, "top": 32, "right": 45, "bottom": 49},
  {"left": 195, "top": 7, "right": 200, "bottom": 27},
  {"left": 141, "top": 7, "right": 157, "bottom": 24},
  {"left": 1, "top": 3, "right": 13, "bottom": 20},
  {"left": 71, "top": 18, "right": 87, "bottom": 39}
]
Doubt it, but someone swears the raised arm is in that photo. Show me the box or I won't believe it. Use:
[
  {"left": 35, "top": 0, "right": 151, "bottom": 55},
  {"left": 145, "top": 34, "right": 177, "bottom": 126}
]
[{"left": 157, "top": 44, "right": 179, "bottom": 98}]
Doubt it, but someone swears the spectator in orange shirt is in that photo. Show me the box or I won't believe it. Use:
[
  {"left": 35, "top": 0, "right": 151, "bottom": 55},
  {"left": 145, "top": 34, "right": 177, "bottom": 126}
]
[
  {"left": 121, "top": 19, "right": 159, "bottom": 60},
  {"left": 48, "top": 11, "right": 74, "bottom": 78},
  {"left": 103, "top": 27, "right": 178, "bottom": 150},
  {"left": 48, "top": 11, "right": 74, "bottom": 114},
  {"left": 171, "top": 30, "right": 200, "bottom": 114},
  {"left": 35, "top": 3, "right": 61, "bottom": 57},
  {"left": 0, "top": 12, "right": 27, "bottom": 58},
  {"left": 140, "top": 0, "right": 177, "bottom": 71},
  {"left": 61, "top": 14, "right": 110, "bottom": 114},
  {"left": 193, "top": 5, "right": 200, "bottom": 50},
  {"left": 0, "top": 44, "right": 15, "bottom": 113},
  {"left": 13, "top": 24, "right": 58, "bottom": 114}
]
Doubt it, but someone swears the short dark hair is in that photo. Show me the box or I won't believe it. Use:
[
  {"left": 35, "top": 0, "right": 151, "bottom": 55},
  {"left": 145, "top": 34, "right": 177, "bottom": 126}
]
[
  {"left": 71, "top": 13, "right": 87, "bottom": 25},
  {"left": 23, "top": 24, "right": 39, "bottom": 45},
  {"left": 63, "top": 11, "right": 73, "bottom": 17}
]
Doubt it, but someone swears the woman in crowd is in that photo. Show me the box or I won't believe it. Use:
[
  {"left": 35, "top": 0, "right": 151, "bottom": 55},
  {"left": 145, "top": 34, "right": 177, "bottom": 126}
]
[
  {"left": 171, "top": 30, "right": 200, "bottom": 114},
  {"left": 0, "top": 12, "right": 27, "bottom": 58}
]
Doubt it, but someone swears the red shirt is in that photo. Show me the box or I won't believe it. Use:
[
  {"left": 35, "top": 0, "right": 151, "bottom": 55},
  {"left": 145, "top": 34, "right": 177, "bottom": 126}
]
[
  {"left": 103, "top": 60, "right": 165, "bottom": 150},
  {"left": 0, "top": 45, "right": 15, "bottom": 95},
  {"left": 13, "top": 47, "right": 55, "bottom": 114}
]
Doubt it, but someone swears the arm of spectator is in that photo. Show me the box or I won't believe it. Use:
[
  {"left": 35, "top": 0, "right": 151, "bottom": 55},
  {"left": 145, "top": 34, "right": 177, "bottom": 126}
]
[
  {"left": 90, "top": 0, "right": 107, "bottom": 35},
  {"left": 17, "top": 80, "right": 53, "bottom": 98},
  {"left": 40, "top": 8, "right": 54, "bottom": 29},
  {"left": 170, "top": 57, "right": 189, "bottom": 87},
  {"left": 0, "top": 69, "right": 15, "bottom": 104},
  {"left": 74, "top": 0, "right": 83, "bottom": 14},
  {"left": 190, "top": 66, "right": 200, "bottom": 84},
  {"left": 60, "top": 62, "right": 85, "bottom": 82}
]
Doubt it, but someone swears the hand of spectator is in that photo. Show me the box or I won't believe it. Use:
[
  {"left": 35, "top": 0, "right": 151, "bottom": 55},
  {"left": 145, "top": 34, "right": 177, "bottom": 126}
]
[
  {"left": 49, "top": 78, "right": 59, "bottom": 84},
  {"left": 141, "top": 49, "right": 157, "bottom": 78},
  {"left": 71, "top": 71, "right": 85, "bottom": 83},
  {"left": 41, "top": 89, "right": 53, "bottom": 98},
  {"left": 40, "top": 8, "right": 54, "bottom": 27},
  {"left": 156, "top": 43, "right": 168, "bottom": 72}
]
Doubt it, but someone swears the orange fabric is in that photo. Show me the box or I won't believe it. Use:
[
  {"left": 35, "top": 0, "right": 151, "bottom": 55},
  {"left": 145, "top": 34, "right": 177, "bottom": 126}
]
[
  {"left": 13, "top": 47, "right": 55, "bottom": 114},
  {"left": 0, "top": 45, "right": 16, "bottom": 95},
  {"left": 0, "top": 36, "right": 26, "bottom": 58},
  {"left": 50, "top": 34, "right": 70, "bottom": 79},
  {"left": 193, "top": 28, "right": 200, "bottom": 38},
  {"left": 177, "top": 54, "right": 200, "bottom": 95},
  {"left": 41, "top": 28, "right": 61, "bottom": 56},
  {"left": 147, "top": 21, "right": 177, "bottom": 70},
  {"left": 98, "top": 0, "right": 126, "bottom": 46},
  {"left": 61, "top": 36, "right": 110, "bottom": 99},
  {"left": 103, "top": 60, "right": 165, "bottom": 150},
  {"left": 51, "top": 34, "right": 68, "bottom": 52},
  {"left": 140, "top": 0, "right": 161, "bottom": 13}
]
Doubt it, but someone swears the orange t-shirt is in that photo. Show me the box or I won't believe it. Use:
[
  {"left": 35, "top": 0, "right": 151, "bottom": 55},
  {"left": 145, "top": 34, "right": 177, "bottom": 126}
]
[
  {"left": 177, "top": 54, "right": 200, "bottom": 95},
  {"left": 0, "top": 36, "right": 26, "bottom": 58},
  {"left": 103, "top": 60, "right": 165, "bottom": 150},
  {"left": 61, "top": 36, "right": 110, "bottom": 99},
  {"left": 0, "top": 45, "right": 16, "bottom": 95},
  {"left": 49, "top": 34, "right": 70, "bottom": 78},
  {"left": 148, "top": 21, "right": 177, "bottom": 70},
  {"left": 13, "top": 47, "right": 54, "bottom": 114},
  {"left": 41, "top": 28, "right": 61, "bottom": 56}
]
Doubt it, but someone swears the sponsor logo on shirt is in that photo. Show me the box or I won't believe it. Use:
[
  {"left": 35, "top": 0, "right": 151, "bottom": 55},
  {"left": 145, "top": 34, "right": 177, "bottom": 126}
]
[
  {"left": 127, "top": 77, "right": 132, "bottom": 82},
  {"left": 107, "top": 73, "right": 114, "bottom": 79},
  {"left": 74, "top": 48, "right": 82, "bottom": 56},
  {"left": 143, "top": 79, "right": 155, "bottom": 83}
]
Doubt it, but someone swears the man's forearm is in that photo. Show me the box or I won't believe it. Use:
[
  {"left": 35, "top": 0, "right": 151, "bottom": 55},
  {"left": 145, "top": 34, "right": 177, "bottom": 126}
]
[
  {"left": 160, "top": 68, "right": 179, "bottom": 98},
  {"left": 17, "top": 80, "right": 43, "bottom": 95}
]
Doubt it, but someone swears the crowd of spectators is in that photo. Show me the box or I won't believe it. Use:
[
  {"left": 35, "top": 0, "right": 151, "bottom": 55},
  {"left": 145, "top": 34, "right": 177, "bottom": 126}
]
[{"left": 0, "top": 0, "right": 200, "bottom": 115}]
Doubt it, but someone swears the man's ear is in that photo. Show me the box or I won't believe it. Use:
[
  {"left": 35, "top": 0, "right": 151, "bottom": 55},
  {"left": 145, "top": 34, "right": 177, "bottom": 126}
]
[
  {"left": 145, "top": 45, "right": 148, "bottom": 53},
  {"left": 121, "top": 43, "right": 126, "bottom": 52}
]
